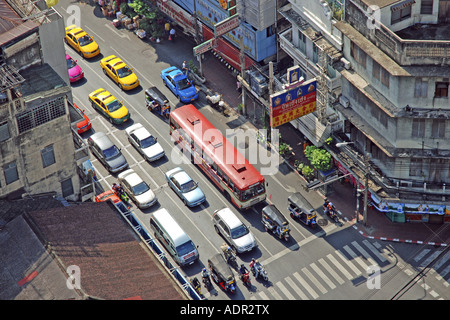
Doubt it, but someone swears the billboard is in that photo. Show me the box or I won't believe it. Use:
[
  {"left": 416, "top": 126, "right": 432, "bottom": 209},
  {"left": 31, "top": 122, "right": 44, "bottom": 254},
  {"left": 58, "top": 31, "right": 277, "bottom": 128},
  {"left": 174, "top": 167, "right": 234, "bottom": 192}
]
[{"left": 269, "top": 79, "right": 317, "bottom": 128}]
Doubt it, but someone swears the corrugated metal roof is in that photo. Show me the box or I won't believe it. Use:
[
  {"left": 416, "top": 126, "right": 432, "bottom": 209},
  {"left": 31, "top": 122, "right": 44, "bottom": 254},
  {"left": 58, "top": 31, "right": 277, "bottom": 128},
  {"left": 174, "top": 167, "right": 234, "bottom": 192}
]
[{"left": 0, "top": 0, "right": 22, "bottom": 34}]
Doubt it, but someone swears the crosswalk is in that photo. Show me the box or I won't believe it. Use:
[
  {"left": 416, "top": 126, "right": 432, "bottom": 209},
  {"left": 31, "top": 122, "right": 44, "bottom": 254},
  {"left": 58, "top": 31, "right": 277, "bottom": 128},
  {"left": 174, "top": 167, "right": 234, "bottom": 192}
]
[{"left": 249, "top": 241, "right": 450, "bottom": 301}]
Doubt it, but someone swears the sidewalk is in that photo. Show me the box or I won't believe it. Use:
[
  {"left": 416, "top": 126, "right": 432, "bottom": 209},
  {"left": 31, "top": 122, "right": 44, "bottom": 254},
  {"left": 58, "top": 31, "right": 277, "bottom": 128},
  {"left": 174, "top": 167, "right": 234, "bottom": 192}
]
[{"left": 199, "top": 53, "right": 449, "bottom": 248}]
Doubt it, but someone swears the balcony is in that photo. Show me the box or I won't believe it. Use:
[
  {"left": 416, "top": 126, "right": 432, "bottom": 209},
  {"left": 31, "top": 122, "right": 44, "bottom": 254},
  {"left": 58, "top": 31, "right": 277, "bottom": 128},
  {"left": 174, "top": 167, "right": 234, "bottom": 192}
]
[{"left": 279, "top": 28, "right": 342, "bottom": 93}]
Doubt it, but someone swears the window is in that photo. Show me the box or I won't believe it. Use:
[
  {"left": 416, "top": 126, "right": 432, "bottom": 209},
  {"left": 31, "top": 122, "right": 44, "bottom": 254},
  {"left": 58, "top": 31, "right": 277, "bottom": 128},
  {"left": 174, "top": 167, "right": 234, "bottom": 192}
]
[
  {"left": 372, "top": 61, "right": 390, "bottom": 88},
  {"left": 61, "top": 178, "right": 74, "bottom": 197},
  {"left": 0, "top": 121, "right": 10, "bottom": 142},
  {"left": 16, "top": 97, "right": 65, "bottom": 133},
  {"left": 431, "top": 119, "right": 446, "bottom": 139},
  {"left": 312, "top": 44, "right": 319, "bottom": 64},
  {"left": 409, "top": 158, "right": 423, "bottom": 177},
  {"left": 41, "top": 145, "right": 56, "bottom": 168},
  {"left": 434, "top": 82, "right": 449, "bottom": 98},
  {"left": 414, "top": 78, "right": 428, "bottom": 98},
  {"left": 420, "top": 0, "right": 433, "bottom": 14},
  {"left": 4, "top": 161, "right": 19, "bottom": 185},
  {"left": 412, "top": 119, "right": 425, "bottom": 138},
  {"left": 350, "top": 41, "right": 366, "bottom": 68},
  {"left": 391, "top": 5, "right": 412, "bottom": 24},
  {"left": 298, "top": 32, "right": 306, "bottom": 54}
]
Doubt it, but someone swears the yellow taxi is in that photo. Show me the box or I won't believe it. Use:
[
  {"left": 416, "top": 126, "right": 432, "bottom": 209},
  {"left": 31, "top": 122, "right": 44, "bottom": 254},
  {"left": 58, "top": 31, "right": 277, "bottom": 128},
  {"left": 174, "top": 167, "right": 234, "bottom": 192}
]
[
  {"left": 65, "top": 25, "right": 100, "bottom": 58},
  {"left": 100, "top": 55, "right": 140, "bottom": 91},
  {"left": 88, "top": 88, "right": 130, "bottom": 124}
]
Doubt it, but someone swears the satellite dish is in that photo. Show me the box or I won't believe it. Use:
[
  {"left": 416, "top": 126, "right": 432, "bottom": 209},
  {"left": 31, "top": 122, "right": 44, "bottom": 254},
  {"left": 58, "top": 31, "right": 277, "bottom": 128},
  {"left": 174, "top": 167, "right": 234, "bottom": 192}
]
[{"left": 46, "top": 0, "right": 59, "bottom": 7}]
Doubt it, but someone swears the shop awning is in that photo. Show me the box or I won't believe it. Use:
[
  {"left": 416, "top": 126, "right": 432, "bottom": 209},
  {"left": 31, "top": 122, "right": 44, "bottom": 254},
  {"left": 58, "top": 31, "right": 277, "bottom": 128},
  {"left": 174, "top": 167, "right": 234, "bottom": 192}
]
[{"left": 391, "top": 0, "right": 415, "bottom": 12}]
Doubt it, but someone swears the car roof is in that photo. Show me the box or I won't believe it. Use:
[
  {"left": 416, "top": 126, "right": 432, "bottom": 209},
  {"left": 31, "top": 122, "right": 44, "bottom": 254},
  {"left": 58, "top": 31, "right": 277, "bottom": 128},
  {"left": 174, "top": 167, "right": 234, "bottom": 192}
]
[
  {"left": 91, "top": 89, "right": 116, "bottom": 103},
  {"left": 163, "top": 66, "right": 184, "bottom": 79},
  {"left": 90, "top": 132, "right": 114, "bottom": 149},
  {"left": 126, "top": 123, "right": 151, "bottom": 140},
  {"left": 168, "top": 168, "right": 192, "bottom": 185},
  {"left": 152, "top": 208, "right": 191, "bottom": 246},
  {"left": 215, "top": 208, "right": 243, "bottom": 229},
  {"left": 119, "top": 169, "right": 143, "bottom": 186}
]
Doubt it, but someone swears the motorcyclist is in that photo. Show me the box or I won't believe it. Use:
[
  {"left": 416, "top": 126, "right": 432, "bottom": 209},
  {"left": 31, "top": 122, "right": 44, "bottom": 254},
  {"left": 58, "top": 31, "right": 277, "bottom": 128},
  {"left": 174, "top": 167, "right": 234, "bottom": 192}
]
[
  {"left": 221, "top": 243, "right": 234, "bottom": 263},
  {"left": 327, "top": 202, "right": 335, "bottom": 216},
  {"left": 323, "top": 198, "right": 330, "bottom": 214},
  {"left": 201, "top": 268, "right": 209, "bottom": 278},
  {"left": 250, "top": 259, "right": 262, "bottom": 278},
  {"left": 112, "top": 183, "right": 120, "bottom": 194},
  {"left": 239, "top": 264, "right": 248, "bottom": 276}
]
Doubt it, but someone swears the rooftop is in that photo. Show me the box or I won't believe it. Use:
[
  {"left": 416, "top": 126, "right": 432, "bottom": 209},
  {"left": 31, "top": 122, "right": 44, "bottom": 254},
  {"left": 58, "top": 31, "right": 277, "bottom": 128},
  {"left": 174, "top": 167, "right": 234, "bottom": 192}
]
[
  {"left": 19, "top": 63, "right": 67, "bottom": 98},
  {"left": 395, "top": 22, "right": 450, "bottom": 41}
]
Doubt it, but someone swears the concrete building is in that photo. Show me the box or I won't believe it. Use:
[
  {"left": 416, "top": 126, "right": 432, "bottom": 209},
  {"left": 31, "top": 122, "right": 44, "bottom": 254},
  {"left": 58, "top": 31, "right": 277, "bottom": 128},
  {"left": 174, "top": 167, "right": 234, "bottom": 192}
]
[{"left": 0, "top": 0, "right": 85, "bottom": 201}]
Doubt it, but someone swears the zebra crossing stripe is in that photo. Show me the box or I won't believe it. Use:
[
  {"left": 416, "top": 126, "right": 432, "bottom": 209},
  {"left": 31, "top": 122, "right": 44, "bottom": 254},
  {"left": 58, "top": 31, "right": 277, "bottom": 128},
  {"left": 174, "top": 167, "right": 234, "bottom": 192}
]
[
  {"left": 351, "top": 241, "right": 378, "bottom": 267},
  {"left": 293, "top": 272, "right": 319, "bottom": 299},
  {"left": 414, "top": 249, "right": 430, "bottom": 262},
  {"left": 301, "top": 267, "right": 328, "bottom": 294},
  {"left": 258, "top": 291, "right": 270, "bottom": 300},
  {"left": 433, "top": 251, "right": 450, "bottom": 270},
  {"left": 268, "top": 286, "right": 283, "bottom": 300},
  {"left": 318, "top": 258, "right": 345, "bottom": 285},
  {"left": 310, "top": 262, "right": 336, "bottom": 290},
  {"left": 420, "top": 250, "right": 442, "bottom": 267},
  {"left": 343, "top": 245, "right": 370, "bottom": 271},
  {"left": 336, "top": 249, "right": 362, "bottom": 276},
  {"left": 326, "top": 254, "right": 354, "bottom": 280},
  {"left": 276, "top": 281, "right": 295, "bottom": 300},
  {"left": 362, "top": 240, "right": 388, "bottom": 263},
  {"left": 285, "top": 276, "right": 309, "bottom": 300}
]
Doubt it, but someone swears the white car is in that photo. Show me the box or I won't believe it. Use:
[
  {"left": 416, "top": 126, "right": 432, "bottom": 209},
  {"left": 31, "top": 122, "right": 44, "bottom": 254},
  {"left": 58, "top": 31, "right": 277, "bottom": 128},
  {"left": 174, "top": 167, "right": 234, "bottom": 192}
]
[
  {"left": 125, "top": 123, "right": 165, "bottom": 162},
  {"left": 118, "top": 169, "right": 157, "bottom": 209}
]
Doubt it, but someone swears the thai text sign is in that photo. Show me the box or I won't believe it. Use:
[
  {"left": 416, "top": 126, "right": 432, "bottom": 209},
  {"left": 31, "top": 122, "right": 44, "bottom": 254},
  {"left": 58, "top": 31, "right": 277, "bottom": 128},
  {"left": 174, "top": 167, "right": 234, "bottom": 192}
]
[
  {"left": 269, "top": 79, "right": 317, "bottom": 128},
  {"left": 214, "top": 14, "right": 240, "bottom": 38},
  {"left": 193, "top": 39, "right": 214, "bottom": 56}
]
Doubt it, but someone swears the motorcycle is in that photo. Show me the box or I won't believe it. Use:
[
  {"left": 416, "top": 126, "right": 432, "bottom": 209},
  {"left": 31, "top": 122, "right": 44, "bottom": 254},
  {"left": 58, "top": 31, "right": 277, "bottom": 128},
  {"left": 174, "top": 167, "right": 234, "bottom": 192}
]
[
  {"left": 114, "top": 186, "right": 129, "bottom": 203},
  {"left": 323, "top": 200, "right": 339, "bottom": 223},
  {"left": 202, "top": 272, "right": 211, "bottom": 290},
  {"left": 220, "top": 243, "right": 238, "bottom": 270},
  {"left": 250, "top": 263, "right": 268, "bottom": 282},
  {"left": 240, "top": 271, "right": 251, "bottom": 287}
]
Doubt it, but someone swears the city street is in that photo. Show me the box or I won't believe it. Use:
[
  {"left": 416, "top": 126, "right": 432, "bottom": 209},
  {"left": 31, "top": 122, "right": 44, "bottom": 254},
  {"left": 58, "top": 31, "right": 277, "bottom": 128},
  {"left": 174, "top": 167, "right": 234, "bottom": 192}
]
[{"left": 56, "top": 0, "right": 449, "bottom": 301}]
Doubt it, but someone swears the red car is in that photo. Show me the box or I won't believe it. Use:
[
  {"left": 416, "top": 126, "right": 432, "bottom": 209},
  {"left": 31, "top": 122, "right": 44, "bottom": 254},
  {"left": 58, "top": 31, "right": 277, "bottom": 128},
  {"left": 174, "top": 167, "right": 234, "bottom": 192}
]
[
  {"left": 73, "top": 103, "right": 92, "bottom": 134},
  {"left": 95, "top": 190, "right": 130, "bottom": 213}
]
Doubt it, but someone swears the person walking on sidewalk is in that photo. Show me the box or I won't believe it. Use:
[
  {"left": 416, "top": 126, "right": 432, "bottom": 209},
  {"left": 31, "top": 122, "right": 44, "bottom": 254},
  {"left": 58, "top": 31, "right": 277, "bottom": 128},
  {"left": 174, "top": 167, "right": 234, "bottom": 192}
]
[
  {"left": 182, "top": 60, "right": 188, "bottom": 75},
  {"left": 165, "top": 21, "right": 171, "bottom": 38},
  {"left": 169, "top": 27, "right": 176, "bottom": 42}
]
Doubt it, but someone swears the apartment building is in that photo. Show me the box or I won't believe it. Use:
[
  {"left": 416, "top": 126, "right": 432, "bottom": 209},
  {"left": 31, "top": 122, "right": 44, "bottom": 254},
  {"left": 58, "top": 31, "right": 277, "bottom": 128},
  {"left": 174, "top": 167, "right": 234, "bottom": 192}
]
[{"left": 0, "top": 0, "right": 85, "bottom": 201}]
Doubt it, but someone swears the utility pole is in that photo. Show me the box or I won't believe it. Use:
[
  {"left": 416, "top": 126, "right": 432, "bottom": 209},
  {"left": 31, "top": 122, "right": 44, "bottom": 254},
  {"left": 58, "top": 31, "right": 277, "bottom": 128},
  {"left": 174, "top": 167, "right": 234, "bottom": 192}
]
[
  {"left": 239, "top": 35, "right": 247, "bottom": 116},
  {"left": 363, "top": 154, "right": 370, "bottom": 225},
  {"left": 192, "top": 0, "right": 203, "bottom": 77}
]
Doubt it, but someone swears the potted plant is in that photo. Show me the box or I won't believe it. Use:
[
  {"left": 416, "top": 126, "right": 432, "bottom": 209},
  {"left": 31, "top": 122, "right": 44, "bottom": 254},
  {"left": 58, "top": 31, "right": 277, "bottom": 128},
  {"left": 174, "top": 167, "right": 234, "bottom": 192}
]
[
  {"left": 187, "top": 60, "right": 206, "bottom": 84},
  {"left": 279, "top": 142, "right": 292, "bottom": 159},
  {"left": 301, "top": 165, "right": 315, "bottom": 182},
  {"left": 304, "top": 145, "right": 333, "bottom": 172}
]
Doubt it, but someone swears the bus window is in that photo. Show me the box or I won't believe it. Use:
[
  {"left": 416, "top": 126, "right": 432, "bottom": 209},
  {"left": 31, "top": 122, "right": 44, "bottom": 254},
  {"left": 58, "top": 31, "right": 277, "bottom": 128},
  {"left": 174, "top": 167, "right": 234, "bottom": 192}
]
[
  {"left": 217, "top": 167, "right": 223, "bottom": 179},
  {"left": 223, "top": 174, "right": 229, "bottom": 185},
  {"left": 212, "top": 163, "right": 218, "bottom": 173},
  {"left": 229, "top": 180, "right": 235, "bottom": 193}
]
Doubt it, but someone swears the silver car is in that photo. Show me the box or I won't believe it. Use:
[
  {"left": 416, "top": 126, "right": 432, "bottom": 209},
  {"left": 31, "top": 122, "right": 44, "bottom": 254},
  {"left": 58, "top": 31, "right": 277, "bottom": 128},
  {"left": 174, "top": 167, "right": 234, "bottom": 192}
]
[
  {"left": 212, "top": 207, "right": 257, "bottom": 254},
  {"left": 165, "top": 167, "right": 206, "bottom": 207},
  {"left": 87, "top": 132, "right": 128, "bottom": 173},
  {"left": 125, "top": 123, "right": 165, "bottom": 162},
  {"left": 118, "top": 169, "right": 157, "bottom": 209}
]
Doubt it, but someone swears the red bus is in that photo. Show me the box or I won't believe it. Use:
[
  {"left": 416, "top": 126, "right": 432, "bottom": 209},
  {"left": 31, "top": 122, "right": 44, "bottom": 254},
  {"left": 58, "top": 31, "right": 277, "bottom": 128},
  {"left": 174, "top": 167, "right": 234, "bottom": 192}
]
[{"left": 169, "top": 104, "right": 266, "bottom": 209}]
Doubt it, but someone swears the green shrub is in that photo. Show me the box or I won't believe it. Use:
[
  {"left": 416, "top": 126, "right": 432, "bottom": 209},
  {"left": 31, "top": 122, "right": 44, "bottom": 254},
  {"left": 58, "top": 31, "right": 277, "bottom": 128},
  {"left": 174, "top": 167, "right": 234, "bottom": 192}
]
[{"left": 304, "top": 145, "right": 332, "bottom": 172}]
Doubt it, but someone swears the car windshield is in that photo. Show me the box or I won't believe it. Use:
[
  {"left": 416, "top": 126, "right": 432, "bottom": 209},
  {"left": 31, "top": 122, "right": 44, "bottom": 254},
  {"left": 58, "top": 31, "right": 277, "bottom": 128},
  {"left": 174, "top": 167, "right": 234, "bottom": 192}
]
[
  {"left": 181, "top": 180, "right": 197, "bottom": 193},
  {"left": 132, "top": 181, "right": 150, "bottom": 196},
  {"left": 117, "top": 66, "right": 133, "bottom": 78},
  {"left": 78, "top": 35, "right": 93, "bottom": 46},
  {"left": 140, "top": 136, "right": 157, "bottom": 148},
  {"left": 106, "top": 99, "right": 122, "bottom": 112},
  {"left": 176, "top": 78, "right": 192, "bottom": 90},
  {"left": 66, "top": 58, "right": 77, "bottom": 69},
  {"left": 176, "top": 241, "right": 196, "bottom": 256},
  {"left": 103, "top": 145, "right": 120, "bottom": 160},
  {"left": 231, "top": 225, "right": 249, "bottom": 239}
]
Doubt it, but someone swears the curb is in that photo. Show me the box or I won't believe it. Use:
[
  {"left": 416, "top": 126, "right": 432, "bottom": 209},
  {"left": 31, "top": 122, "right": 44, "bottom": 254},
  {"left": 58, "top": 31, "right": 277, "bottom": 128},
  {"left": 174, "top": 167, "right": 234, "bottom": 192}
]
[{"left": 345, "top": 216, "right": 449, "bottom": 247}]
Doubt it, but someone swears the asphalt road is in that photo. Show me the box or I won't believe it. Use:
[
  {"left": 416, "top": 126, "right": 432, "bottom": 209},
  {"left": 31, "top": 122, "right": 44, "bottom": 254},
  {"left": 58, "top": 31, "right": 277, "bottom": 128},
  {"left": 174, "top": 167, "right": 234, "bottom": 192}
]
[{"left": 55, "top": 0, "right": 449, "bottom": 301}]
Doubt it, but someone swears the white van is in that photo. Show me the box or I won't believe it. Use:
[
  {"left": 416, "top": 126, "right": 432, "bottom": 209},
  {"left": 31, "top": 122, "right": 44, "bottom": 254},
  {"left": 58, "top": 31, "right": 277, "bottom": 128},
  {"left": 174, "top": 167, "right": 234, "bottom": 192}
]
[{"left": 150, "top": 208, "right": 199, "bottom": 266}]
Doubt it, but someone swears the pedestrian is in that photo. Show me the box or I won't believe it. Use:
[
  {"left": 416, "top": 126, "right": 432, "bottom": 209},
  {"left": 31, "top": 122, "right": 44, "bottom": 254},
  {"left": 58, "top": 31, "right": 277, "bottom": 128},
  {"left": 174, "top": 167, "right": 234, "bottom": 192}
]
[
  {"left": 182, "top": 60, "right": 188, "bottom": 75},
  {"left": 236, "top": 79, "right": 242, "bottom": 94},
  {"left": 165, "top": 21, "right": 171, "bottom": 38},
  {"left": 169, "top": 27, "right": 176, "bottom": 42}
]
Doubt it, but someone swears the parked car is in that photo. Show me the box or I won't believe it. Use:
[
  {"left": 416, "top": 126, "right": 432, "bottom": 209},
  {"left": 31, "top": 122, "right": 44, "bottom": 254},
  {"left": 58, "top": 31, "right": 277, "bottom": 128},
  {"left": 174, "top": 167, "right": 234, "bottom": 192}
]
[
  {"left": 87, "top": 132, "right": 128, "bottom": 173},
  {"left": 72, "top": 103, "right": 91, "bottom": 134},
  {"left": 160, "top": 66, "right": 199, "bottom": 103},
  {"left": 95, "top": 190, "right": 130, "bottom": 213},
  {"left": 100, "top": 55, "right": 140, "bottom": 90},
  {"left": 66, "top": 53, "right": 84, "bottom": 83},
  {"left": 118, "top": 169, "right": 157, "bottom": 209},
  {"left": 125, "top": 123, "right": 165, "bottom": 162},
  {"left": 212, "top": 208, "right": 257, "bottom": 254},
  {"left": 165, "top": 167, "right": 205, "bottom": 207},
  {"left": 88, "top": 88, "right": 130, "bottom": 124},
  {"left": 64, "top": 25, "right": 100, "bottom": 58}
]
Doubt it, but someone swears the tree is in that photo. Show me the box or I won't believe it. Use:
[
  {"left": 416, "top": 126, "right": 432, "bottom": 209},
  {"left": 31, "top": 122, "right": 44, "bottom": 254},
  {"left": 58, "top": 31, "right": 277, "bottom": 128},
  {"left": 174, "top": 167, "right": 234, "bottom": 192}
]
[{"left": 304, "top": 145, "right": 332, "bottom": 172}]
